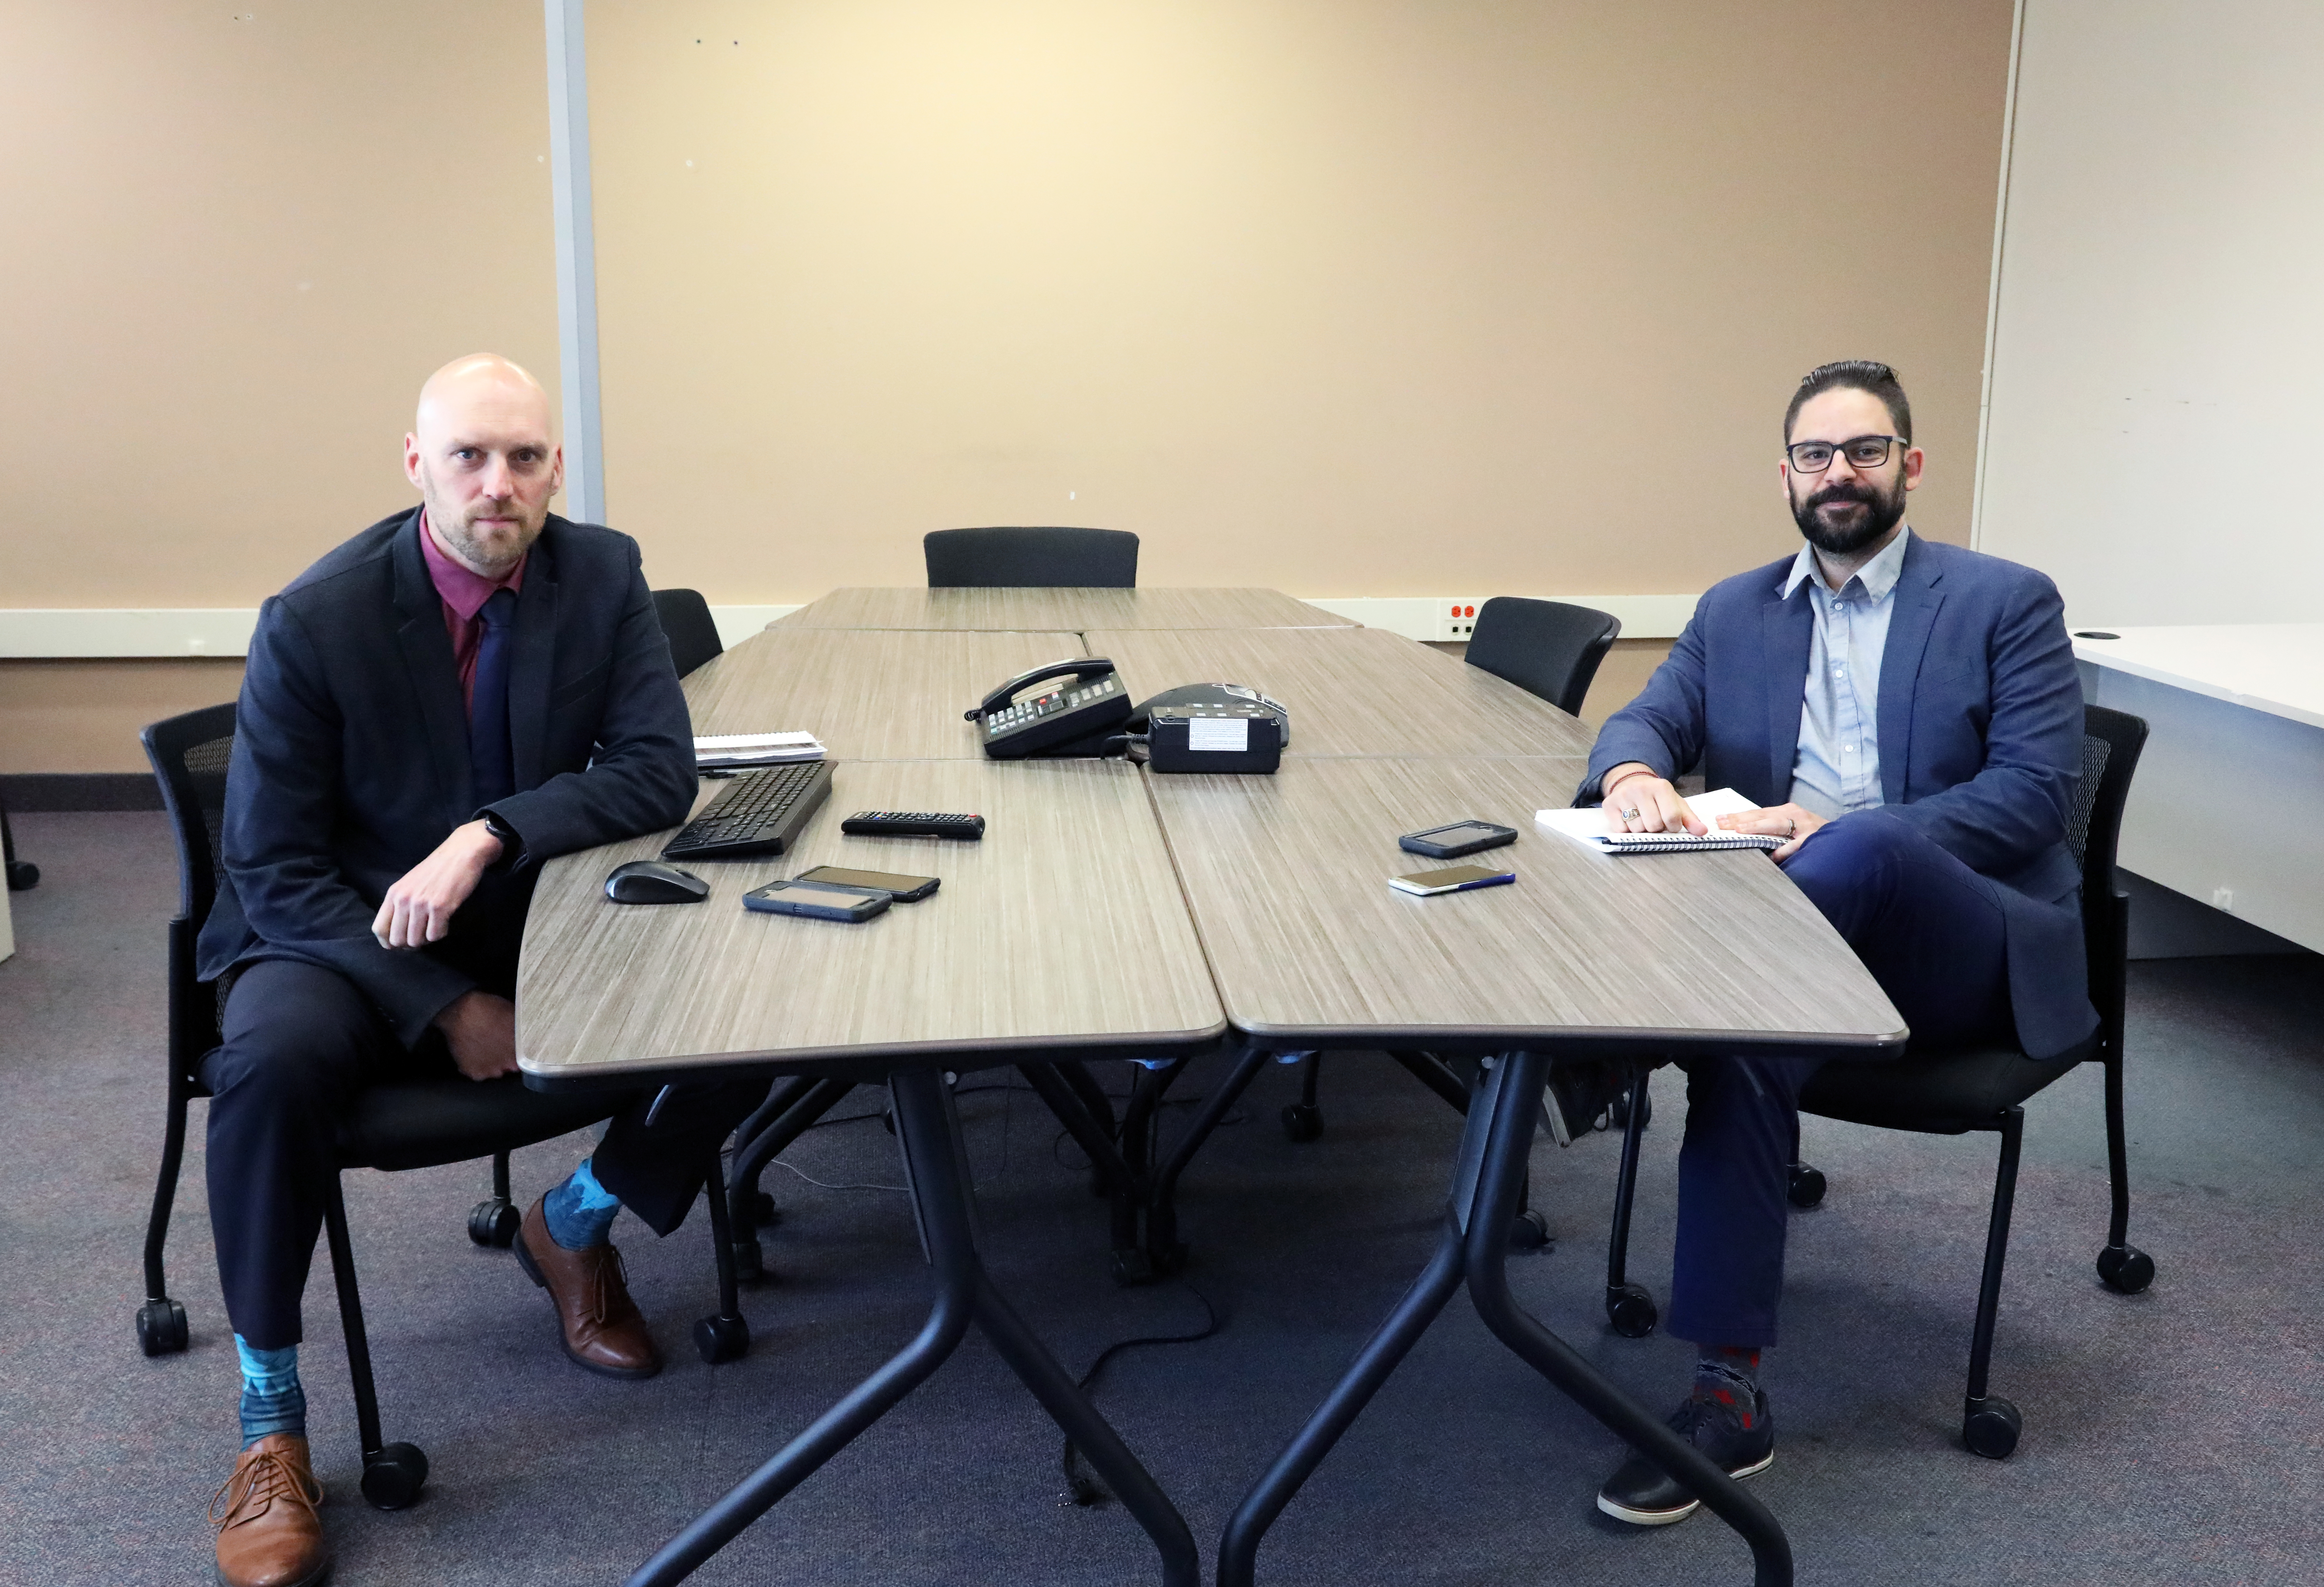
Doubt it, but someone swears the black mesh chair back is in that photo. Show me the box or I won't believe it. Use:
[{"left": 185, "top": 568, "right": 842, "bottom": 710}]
[
  {"left": 141, "top": 701, "right": 239, "bottom": 1051},
  {"left": 924, "top": 527, "right": 1139, "bottom": 588},
  {"left": 1463, "top": 598, "right": 1622, "bottom": 716},
  {"left": 653, "top": 587, "right": 724, "bottom": 679}
]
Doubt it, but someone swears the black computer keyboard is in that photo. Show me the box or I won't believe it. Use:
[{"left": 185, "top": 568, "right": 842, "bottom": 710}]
[{"left": 662, "top": 761, "right": 833, "bottom": 860}]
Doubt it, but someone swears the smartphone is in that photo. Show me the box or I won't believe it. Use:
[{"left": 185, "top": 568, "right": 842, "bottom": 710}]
[
  {"left": 797, "top": 864, "right": 940, "bottom": 902},
  {"left": 1388, "top": 865, "right": 1517, "bottom": 897},
  {"left": 1399, "top": 820, "right": 1518, "bottom": 859},
  {"left": 743, "top": 879, "right": 892, "bottom": 922}
]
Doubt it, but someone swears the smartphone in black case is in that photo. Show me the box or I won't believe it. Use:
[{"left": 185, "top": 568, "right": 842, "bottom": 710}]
[
  {"left": 796, "top": 864, "right": 940, "bottom": 902},
  {"left": 743, "top": 879, "right": 892, "bottom": 922}
]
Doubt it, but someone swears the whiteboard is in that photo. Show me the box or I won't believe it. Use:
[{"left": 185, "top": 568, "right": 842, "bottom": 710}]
[{"left": 1975, "top": 0, "right": 2324, "bottom": 627}]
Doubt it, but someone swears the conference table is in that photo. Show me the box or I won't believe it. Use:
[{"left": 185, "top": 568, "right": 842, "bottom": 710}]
[{"left": 517, "top": 589, "right": 1906, "bottom": 1587}]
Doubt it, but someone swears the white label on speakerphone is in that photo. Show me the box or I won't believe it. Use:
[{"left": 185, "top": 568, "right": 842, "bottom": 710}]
[{"left": 1188, "top": 716, "right": 1248, "bottom": 752}]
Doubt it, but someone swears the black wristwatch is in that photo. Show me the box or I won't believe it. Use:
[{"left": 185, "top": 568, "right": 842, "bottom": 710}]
[{"left": 480, "top": 809, "right": 524, "bottom": 871}]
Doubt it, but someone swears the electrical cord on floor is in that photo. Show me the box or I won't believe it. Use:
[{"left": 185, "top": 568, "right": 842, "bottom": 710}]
[
  {"left": 767, "top": 1158, "right": 907, "bottom": 1194},
  {"left": 1060, "top": 1275, "right": 1222, "bottom": 1508}
]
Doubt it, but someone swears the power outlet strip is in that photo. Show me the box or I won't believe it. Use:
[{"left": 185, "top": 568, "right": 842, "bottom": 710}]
[{"left": 1435, "top": 599, "right": 1488, "bottom": 641}]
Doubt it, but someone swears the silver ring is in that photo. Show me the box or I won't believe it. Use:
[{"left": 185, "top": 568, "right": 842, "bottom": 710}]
[
  {"left": 1622, "top": 807, "right": 1640, "bottom": 819},
  {"left": 1785, "top": 818, "right": 1797, "bottom": 837}
]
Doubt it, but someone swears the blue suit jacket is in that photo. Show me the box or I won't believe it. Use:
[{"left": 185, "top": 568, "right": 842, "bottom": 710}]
[
  {"left": 1583, "top": 535, "right": 2096, "bottom": 1059},
  {"left": 197, "top": 510, "right": 697, "bottom": 1046}
]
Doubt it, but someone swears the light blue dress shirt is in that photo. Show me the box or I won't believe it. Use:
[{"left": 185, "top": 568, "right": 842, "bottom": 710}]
[{"left": 1781, "top": 525, "right": 1912, "bottom": 821}]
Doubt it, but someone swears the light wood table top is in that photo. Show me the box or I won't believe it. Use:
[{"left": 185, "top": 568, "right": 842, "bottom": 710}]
[
  {"left": 772, "top": 586, "right": 1356, "bottom": 633},
  {"left": 681, "top": 628, "right": 1086, "bottom": 761},
  {"left": 1144, "top": 756, "right": 1906, "bottom": 1055},
  {"left": 1087, "top": 626, "right": 1598, "bottom": 760},
  {"left": 518, "top": 759, "right": 1226, "bottom": 1082}
]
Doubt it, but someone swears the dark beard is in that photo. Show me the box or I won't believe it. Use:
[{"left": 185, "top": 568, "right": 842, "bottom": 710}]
[{"left": 1791, "top": 476, "right": 1906, "bottom": 557}]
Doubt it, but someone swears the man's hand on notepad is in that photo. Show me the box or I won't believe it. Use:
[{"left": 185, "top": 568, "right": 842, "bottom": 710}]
[
  {"left": 1598, "top": 764, "right": 1707, "bottom": 836},
  {"left": 1711, "top": 802, "right": 1824, "bottom": 861}
]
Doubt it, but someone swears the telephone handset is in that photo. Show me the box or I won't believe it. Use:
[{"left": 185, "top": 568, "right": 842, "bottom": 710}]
[{"left": 965, "top": 656, "right": 1133, "bottom": 759}]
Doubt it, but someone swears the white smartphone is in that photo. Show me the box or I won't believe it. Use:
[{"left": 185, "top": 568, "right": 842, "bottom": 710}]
[{"left": 1387, "top": 865, "right": 1517, "bottom": 897}]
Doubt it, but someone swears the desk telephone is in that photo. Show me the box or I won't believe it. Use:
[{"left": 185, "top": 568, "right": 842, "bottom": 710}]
[
  {"left": 965, "top": 657, "right": 1133, "bottom": 759},
  {"left": 966, "top": 660, "right": 1289, "bottom": 772}
]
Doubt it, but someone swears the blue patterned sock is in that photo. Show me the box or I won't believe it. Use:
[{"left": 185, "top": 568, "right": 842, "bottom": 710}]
[
  {"left": 543, "top": 1156, "right": 622, "bottom": 1250},
  {"left": 236, "top": 1335, "right": 305, "bottom": 1447}
]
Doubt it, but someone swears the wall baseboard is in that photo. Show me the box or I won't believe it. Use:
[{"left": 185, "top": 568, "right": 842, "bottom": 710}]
[
  {"left": 1, "top": 773, "right": 164, "bottom": 812},
  {"left": 0, "top": 594, "right": 1694, "bottom": 657}
]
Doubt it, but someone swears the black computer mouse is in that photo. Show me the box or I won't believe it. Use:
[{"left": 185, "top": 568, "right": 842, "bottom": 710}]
[{"left": 604, "top": 860, "right": 710, "bottom": 905}]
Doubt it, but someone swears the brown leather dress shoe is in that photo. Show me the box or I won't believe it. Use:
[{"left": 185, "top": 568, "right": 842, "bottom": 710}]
[
  {"left": 515, "top": 1195, "right": 662, "bottom": 1379},
  {"left": 211, "top": 1433, "right": 327, "bottom": 1587}
]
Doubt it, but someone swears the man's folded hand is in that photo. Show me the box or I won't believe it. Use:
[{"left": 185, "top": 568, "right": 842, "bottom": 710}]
[{"left": 371, "top": 819, "right": 504, "bottom": 950}]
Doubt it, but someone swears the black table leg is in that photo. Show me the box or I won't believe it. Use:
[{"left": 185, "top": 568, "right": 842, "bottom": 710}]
[
  {"left": 1216, "top": 1210, "right": 1466, "bottom": 1587},
  {"left": 725, "top": 1076, "right": 859, "bottom": 1278},
  {"left": 626, "top": 1065, "right": 1195, "bottom": 1587},
  {"left": 1463, "top": 1053, "right": 1793, "bottom": 1587},
  {"left": 1019, "top": 1060, "right": 1144, "bottom": 1200},
  {"left": 1146, "top": 1045, "right": 1271, "bottom": 1270},
  {"left": 1216, "top": 1054, "right": 1794, "bottom": 1587}
]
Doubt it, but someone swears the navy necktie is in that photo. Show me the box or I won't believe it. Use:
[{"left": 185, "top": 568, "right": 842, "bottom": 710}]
[{"left": 469, "top": 587, "right": 519, "bottom": 807}]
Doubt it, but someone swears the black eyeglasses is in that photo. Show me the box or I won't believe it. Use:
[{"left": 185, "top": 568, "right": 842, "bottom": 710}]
[{"left": 1786, "top": 434, "right": 1907, "bottom": 473}]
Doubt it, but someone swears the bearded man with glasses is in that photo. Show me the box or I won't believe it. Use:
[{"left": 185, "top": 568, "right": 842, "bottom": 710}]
[{"left": 1574, "top": 360, "right": 2093, "bottom": 1527}]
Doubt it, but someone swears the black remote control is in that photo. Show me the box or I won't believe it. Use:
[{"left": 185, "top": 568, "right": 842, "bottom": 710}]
[{"left": 840, "top": 811, "right": 986, "bottom": 840}]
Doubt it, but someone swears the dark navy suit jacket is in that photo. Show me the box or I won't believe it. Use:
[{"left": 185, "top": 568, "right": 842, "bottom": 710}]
[
  {"left": 1582, "top": 534, "right": 2096, "bottom": 1060},
  {"left": 197, "top": 510, "right": 696, "bottom": 1046}
]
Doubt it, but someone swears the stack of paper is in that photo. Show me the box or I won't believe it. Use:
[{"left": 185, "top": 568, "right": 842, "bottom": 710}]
[
  {"left": 1535, "top": 788, "right": 1783, "bottom": 855},
  {"left": 694, "top": 731, "right": 826, "bottom": 769}
]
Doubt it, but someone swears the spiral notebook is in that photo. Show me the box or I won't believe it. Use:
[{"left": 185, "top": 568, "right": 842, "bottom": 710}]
[{"left": 1534, "top": 788, "right": 1783, "bottom": 855}]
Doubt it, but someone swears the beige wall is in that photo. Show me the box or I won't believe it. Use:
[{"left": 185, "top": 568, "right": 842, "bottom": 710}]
[
  {"left": 590, "top": 0, "right": 2013, "bottom": 599},
  {"left": 0, "top": 0, "right": 559, "bottom": 610},
  {"left": 0, "top": 660, "right": 244, "bottom": 776},
  {"left": 0, "top": 0, "right": 2013, "bottom": 771}
]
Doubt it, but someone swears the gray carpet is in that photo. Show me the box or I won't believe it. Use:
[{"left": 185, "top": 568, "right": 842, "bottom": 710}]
[{"left": 3, "top": 810, "right": 2320, "bottom": 1585}]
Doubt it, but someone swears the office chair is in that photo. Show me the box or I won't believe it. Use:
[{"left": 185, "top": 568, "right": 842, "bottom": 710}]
[
  {"left": 1462, "top": 596, "right": 1623, "bottom": 716},
  {"left": 1, "top": 792, "right": 35, "bottom": 890},
  {"left": 1596, "top": 703, "right": 2155, "bottom": 1459},
  {"left": 924, "top": 527, "right": 1139, "bottom": 588},
  {"left": 651, "top": 587, "right": 724, "bottom": 679},
  {"left": 1278, "top": 598, "right": 1621, "bottom": 1148},
  {"left": 134, "top": 702, "right": 751, "bottom": 1510}
]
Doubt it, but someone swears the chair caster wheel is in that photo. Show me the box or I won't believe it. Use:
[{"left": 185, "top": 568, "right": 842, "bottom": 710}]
[
  {"left": 135, "top": 1297, "right": 189, "bottom": 1356},
  {"left": 468, "top": 1197, "right": 519, "bottom": 1247},
  {"left": 360, "top": 1442, "right": 429, "bottom": 1510},
  {"left": 695, "top": 1313, "right": 750, "bottom": 1364},
  {"left": 2097, "top": 1243, "right": 2154, "bottom": 1294},
  {"left": 1281, "top": 1102, "right": 1323, "bottom": 1143},
  {"left": 4, "top": 860, "right": 36, "bottom": 891},
  {"left": 751, "top": 1190, "right": 779, "bottom": 1225},
  {"left": 1506, "top": 1208, "right": 1552, "bottom": 1251},
  {"left": 1609, "top": 1085, "right": 1652, "bottom": 1132},
  {"left": 1109, "top": 1248, "right": 1156, "bottom": 1287},
  {"left": 733, "top": 1238, "right": 768, "bottom": 1286},
  {"left": 1606, "top": 1283, "right": 1658, "bottom": 1338},
  {"left": 1962, "top": 1395, "right": 2021, "bottom": 1459},
  {"left": 1787, "top": 1163, "right": 1827, "bottom": 1209}
]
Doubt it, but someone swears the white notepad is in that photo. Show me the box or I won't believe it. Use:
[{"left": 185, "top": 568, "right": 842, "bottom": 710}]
[
  {"left": 1535, "top": 788, "right": 1783, "bottom": 855},
  {"left": 694, "top": 731, "right": 826, "bottom": 768}
]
